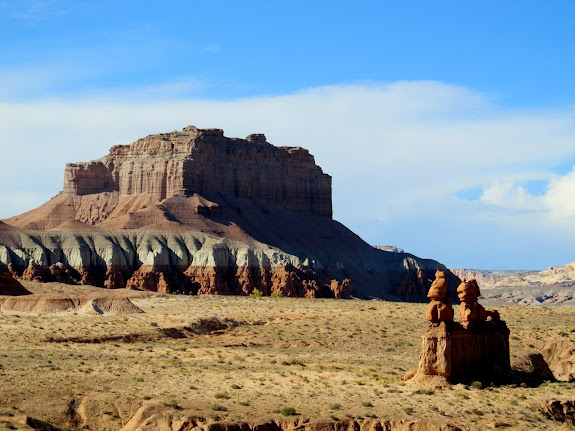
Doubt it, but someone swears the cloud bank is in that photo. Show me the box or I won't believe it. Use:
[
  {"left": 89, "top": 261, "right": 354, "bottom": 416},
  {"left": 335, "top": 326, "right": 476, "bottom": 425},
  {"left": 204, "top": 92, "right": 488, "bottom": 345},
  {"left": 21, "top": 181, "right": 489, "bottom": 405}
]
[{"left": 1, "top": 81, "right": 575, "bottom": 269}]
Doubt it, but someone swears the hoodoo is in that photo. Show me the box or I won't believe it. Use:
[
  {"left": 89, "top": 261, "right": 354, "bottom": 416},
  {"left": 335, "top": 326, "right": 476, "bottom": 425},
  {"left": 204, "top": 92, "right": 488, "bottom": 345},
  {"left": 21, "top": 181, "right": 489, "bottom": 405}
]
[{"left": 1, "top": 125, "right": 459, "bottom": 299}]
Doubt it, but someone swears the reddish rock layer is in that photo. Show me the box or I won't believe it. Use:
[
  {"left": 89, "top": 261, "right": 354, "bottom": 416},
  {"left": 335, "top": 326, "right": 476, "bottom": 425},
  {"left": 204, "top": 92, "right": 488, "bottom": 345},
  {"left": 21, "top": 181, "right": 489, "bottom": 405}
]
[{"left": 0, "top": 272, "right": 31, "bottom": 296}]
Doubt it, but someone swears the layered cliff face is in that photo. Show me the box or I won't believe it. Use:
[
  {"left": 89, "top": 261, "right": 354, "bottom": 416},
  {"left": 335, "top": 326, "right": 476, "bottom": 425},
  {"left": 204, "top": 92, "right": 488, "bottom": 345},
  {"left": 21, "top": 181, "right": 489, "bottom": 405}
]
[
  {"left": 1, "top": 125, "right": 459, "bottom": 300},
  {"left": 63, "top": 126, "right": 332, "bottom": 217}
]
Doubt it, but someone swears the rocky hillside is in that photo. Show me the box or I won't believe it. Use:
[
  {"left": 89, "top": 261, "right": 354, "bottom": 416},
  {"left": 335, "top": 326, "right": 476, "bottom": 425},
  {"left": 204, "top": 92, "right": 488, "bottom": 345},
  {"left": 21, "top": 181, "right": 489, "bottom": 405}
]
[
  {"left": 452, "top": 265, "right": 575, "bottom": 306},
  {"left": 1, "top": 125, "right": 459, "bottom": 300}
]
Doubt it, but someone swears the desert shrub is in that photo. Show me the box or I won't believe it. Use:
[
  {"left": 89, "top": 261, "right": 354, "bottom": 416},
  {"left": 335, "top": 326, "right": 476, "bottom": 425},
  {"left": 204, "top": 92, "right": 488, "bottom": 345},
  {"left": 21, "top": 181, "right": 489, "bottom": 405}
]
[
  {"left": 362, "top": 401, "right": 374, "bottom": 407},
  {"left": 271, "top": 291, "right": 284, "bottom": 297},
  {"left": 214, "top": 392, "right": 230, "bottom": 399},
  {"left": 413, "top": 388, "right": 434, "bottom": 395},
  {"left": 329, "top": 403, "right": 341, "bottom": 410},
  {"left": 403, "top": 407, "right": 414, "bottom": 415},
  {"left": 470, "top": 381, "right": 484, "bottom": 390},
  {"left": 165, "top": 400, "right": 181, "bottom": 410},
  {"left": 280, "top": 407, "right": 297, "bottom": 416},
  {"left": 230, "top": 384, "right": 242, "bottom": 389},
  {"left": 211, "top": 404, "right": 228, "bottom": 411},
  {"left": 249, "top": 288, "right": 263, "bottom": 297},
  {"left": 281, "top": 358, "right": 304, "bottom": 366}
]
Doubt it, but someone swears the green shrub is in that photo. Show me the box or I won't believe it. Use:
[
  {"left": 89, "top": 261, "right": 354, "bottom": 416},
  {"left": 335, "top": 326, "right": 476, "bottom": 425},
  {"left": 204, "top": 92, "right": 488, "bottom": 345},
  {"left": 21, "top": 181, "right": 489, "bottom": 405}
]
[
  {"left": 249, "top": 288, "right": 263, "bottom": 297},
  {"left": 280, "top": 407, "right": 297, "bottom": 416}
]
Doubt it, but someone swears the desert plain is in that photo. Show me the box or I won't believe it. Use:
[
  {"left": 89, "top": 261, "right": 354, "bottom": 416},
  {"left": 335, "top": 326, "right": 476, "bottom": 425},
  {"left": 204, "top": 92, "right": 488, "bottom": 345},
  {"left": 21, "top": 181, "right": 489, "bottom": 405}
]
[{"left": 0, "top": 281, "right": 574, "bottom": 431}]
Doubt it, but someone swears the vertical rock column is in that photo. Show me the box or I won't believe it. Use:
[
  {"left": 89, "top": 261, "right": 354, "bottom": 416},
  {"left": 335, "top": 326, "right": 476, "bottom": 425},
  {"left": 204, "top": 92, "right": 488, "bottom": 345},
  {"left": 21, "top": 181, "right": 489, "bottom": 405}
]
[{"left": 406, "top": 274, "right": 510, "bottom": 387}]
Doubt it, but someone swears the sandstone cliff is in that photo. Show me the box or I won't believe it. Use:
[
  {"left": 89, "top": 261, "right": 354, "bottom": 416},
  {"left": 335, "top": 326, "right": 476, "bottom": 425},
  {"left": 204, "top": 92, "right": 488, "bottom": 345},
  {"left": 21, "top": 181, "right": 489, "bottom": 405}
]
[
  {"left": 62, "top": 126, "right": 331, "bottom": 218},
  {"left": 1, "top": 125, "right": 458, "bottom": 300}
]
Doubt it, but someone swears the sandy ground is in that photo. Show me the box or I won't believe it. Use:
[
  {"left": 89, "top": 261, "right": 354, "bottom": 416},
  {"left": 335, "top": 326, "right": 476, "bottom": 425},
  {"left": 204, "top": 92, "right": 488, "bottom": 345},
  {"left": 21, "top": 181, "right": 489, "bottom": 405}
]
[{"left": 0, "top": 282, "right": 574, "bottom": 430}]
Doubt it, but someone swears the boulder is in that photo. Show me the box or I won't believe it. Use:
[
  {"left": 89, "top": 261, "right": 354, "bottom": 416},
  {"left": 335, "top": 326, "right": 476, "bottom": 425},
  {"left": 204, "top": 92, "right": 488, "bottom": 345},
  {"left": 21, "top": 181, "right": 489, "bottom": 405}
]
[{"left": 541, "top": 342, "right": 575, "bottom": 382}]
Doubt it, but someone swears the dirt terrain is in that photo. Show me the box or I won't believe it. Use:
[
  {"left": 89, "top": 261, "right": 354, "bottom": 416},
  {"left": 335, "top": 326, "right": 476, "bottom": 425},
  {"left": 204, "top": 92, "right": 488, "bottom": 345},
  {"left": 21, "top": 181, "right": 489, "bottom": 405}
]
[{"left": 0, "top": 282, "right": 574, "bottom": 430}]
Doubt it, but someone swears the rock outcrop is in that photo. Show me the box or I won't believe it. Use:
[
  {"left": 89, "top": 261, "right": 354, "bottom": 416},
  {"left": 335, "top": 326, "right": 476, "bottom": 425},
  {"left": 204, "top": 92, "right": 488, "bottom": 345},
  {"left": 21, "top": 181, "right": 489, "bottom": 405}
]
[
  {"left": 114, "top": 403, "right": 464, "bottom": 431},
  {"left": 1, "top": 125, "right": 459, "bottom": 300},
  {"left": 62, "top": 126, "right": 332, "bottom": 218},
  {"left": 0, "top": 295, "right": 143, "bottom": 315},
  {"left": 454, "top": 264, "right": 575, "bottom": 306},
  {"left": 532, "top": 399, "right": 575, "bottom": 426},
  {"left": 0, "top": 272, "right": 31, "bottom": 296},
  {"left": 425, "top": 270, "right": 454, "bottom": 326},
  {"left": 408, "top": 274, "right": 509, "bottom": 386},
  {"left": 541, "top": 342, "right": 575, "bottom": 382},
  {"left": 456, "top": 279, "right": 499, "bottom": 328}
]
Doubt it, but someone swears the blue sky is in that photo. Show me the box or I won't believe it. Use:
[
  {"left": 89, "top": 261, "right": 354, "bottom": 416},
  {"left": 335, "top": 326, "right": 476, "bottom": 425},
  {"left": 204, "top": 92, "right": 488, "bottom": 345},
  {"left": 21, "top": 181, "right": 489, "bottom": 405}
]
[{"left": 1, "top": 1, "right": 575, "bottom": 269}]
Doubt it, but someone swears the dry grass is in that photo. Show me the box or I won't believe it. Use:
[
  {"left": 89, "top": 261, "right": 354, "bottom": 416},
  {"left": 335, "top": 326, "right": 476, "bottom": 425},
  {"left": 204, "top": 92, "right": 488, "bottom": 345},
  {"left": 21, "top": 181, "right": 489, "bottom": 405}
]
[{"left": 0, "top": 283, "right": 574, "bottom": 430}]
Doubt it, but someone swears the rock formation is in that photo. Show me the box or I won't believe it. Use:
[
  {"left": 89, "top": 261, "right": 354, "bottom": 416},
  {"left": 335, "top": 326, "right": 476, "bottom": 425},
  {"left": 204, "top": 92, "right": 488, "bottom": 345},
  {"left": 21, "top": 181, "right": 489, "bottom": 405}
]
[
  {"left": 0, "top": 295, "right": 143, "bottom": 315},
  {"left": 457, "top": 263, "right": 575, "bottom": 306},
  {"left": 425, "top": 270, "right": 454, "bottom": 326},
  {"left": 541, "top": 341, "right": 575, "bottom": 382},
  {"left": 1, "top": 125, "right": 460, "bottom": 300},
  {"left": 457, "top": 279, "right": 499, "bottom": 328},
  {"left": 0, "top": 272, "right": 31, "bottom": 296},
  {"left": 532, "top": 399, "right": 575, "bottom": 426},
  {"left": 407, "top": 274, "right": 509, "bottom": 386},
  {"left": 63, "top": 125, "right": 332, "bottom": 218}
]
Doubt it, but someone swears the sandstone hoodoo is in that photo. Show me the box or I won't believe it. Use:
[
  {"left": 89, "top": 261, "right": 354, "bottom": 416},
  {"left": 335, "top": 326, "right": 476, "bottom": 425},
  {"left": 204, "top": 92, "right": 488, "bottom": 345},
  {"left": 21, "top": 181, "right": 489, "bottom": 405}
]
[
  {"left": 408, "top": 274, "right": 510, "bottom": 386},
  {"left": 1, "top": 125, "right": 459, "bottom": 299}
]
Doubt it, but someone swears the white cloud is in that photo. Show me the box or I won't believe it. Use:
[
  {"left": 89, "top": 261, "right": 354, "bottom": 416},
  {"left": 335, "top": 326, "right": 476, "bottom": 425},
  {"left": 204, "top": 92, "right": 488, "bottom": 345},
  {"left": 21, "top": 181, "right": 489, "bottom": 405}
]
[
  {"left": 480, "top": 182, "right": 541, "bottom": 211},
  {"left": 544, "top": 169, "right": 575, "bottom": 219},
  {"left": 1, "top": 80, "right": 575, "bottom": 268}
]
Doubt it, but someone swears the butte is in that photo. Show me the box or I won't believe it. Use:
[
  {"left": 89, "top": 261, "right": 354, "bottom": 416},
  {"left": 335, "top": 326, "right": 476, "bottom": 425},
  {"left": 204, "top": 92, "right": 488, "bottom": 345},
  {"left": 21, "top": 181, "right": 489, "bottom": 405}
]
[{"left": 0, "top": 125, "right": 460, "bottom": 299}]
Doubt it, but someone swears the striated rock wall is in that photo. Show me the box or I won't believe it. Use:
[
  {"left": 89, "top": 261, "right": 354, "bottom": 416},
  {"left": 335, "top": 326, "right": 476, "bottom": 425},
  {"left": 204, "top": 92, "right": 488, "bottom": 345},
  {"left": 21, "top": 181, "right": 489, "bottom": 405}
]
[
  {"left": 0, "top": 228, "right": 345, "bottom": 298},
  {"left": 0, "top": 222, "right": 454, "bottom": 300},
  {"left": 408, "top": 321, "right": 510, "bottom": 386},
  {"left": 63, "top": 126, "right": 332, "bottom": 217}
]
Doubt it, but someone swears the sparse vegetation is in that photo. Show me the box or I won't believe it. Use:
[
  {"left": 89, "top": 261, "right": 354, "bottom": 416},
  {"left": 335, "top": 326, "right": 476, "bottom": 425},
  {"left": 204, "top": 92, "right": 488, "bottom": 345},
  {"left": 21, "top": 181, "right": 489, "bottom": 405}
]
[
  {"left": 0, "top": 286, "right": 573, "bottom": 430},
  {"left": 211, "top": 404, "right": 228, "bottom": 412},
  {"left": 165, "top": 400, "right": 181, "bottom": 410},
  {"left": 279, "top": 407, "right": 297, "bottom": 416}
]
